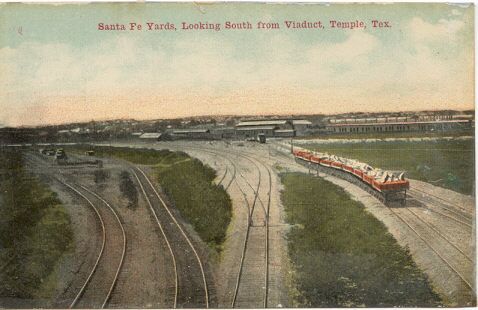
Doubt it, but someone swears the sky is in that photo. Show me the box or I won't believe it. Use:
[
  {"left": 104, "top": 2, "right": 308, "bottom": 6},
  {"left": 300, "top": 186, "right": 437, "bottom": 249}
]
[{"left": 0, "top": 3, "right": 474, "bottom": 126}]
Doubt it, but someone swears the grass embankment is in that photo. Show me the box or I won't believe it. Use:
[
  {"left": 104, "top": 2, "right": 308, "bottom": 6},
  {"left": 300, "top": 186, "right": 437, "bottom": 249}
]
[
  {"left": 69, "top": 145, "right": 232, "bottom": 253},
  {"left": 0, "top": 149, "right": 73, "bottom": 304},
  {"left": 281, "top": 173, "right": 441, "bottom": 307},
  {"left": 304, "top": 139, "right": 474, "bottom": 195}
]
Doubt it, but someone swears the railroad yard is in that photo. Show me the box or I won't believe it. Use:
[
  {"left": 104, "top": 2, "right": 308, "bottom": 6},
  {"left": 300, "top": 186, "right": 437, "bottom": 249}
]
[
  {"left": 1, "top": 1, "right": 476, "bottom": 307},
  {"left": 1, "top": 137, "right": 475, "bottom": 308}
]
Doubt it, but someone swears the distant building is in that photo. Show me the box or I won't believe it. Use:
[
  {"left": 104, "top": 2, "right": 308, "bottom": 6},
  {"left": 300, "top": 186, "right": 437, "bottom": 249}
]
[
  {"left": 236, "top": 126, "right": 278, "bottom": 138},
  {"left": 326, "top": 120, "right": 473, "bottom": 134},
  {"left": 235, "top": 120, "right": 291, "bottom": 138},
  {"left": 292, "top": 120, "right": 312, "bottom": 136},
  {"left": 236, "top": 120, "right": 290, "bottom": 128},
  {"left": 211, "top": 127, "right": 235, "bottom": 139},
  {"left": 234, "top": 119, "right": 311, "bottom": 138},
  {"left": 172, "top": 129, "right": 210, "bottom": 140},
  {"left": 139, "top": 132, "right": 162, "bottom": 140},
  {"left": 274, "top": 129, "right": 295, "bottom": 138}
]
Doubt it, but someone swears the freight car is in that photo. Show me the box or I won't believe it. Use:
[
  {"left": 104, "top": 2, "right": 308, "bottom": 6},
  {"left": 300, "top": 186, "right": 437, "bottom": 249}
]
[{"left": 293, "top": 148, "right": 409, "bottom": 204}]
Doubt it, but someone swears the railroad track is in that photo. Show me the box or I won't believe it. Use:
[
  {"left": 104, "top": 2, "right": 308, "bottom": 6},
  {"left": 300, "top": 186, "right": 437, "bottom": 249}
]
[
  {"left": 408, "top": 190, "right": 473, "bottom": 228},
  {"left": 169, "top": 144, "right": 272, "bottom": 308},
  {"left": 404, "top": 205, "right": 473, "bottom": 263},
  {"left": 181, "top": 147, "right": 236, "bottom": 190},
  {"left": 131, "top": 166, "right": 209, "bottom": 308},
  {"left": 24, "top": 154, "right": 128, "bottom": 308},
  {"left": 271, "top": 144, "right": 476, "bottom": 298},
  {"left": 132, "top": 168, "right": 178, "bottom": 308},
  {"left": 386, "top": 204, "right": 475, "bottom": 294},
  {"left": 58, "top": 180, "right": 126, "bottom": 309},
  {"left": 217, "top": 164, "right": 229, "bottom": 187},
  {"left": 78, "top": 185, "right": 127, "bottom": 308},
  {"left": 411, "top": 186, "right": 474, "bottom": 216},
  {"left": 228, "top": 152, "right": 267, "bottom": 308},
  {"left": 27, "top": 148, "right": 211, "bottom": 308}
]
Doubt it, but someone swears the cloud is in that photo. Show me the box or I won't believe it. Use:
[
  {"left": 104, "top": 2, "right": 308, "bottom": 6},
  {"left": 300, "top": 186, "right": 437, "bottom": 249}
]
[
  {"left": 408, "top": 17, "right": 465, "bottom": 43},
  {"left": 0, "top": 13, "right": 474, "bottom": 127},
  {"left": 451, "top": 9, "right": 462, "bottom": 16},
  {"left": 324, "top": 30, "right": 379, "bottom": 60}
]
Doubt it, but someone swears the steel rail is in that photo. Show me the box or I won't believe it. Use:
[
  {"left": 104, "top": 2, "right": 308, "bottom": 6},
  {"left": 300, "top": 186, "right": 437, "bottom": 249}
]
[
  {"left": 386, "top": 205, "right": 474, "bottom": 291},
  {"left": 229, "top": 154, "right": 262, "bottom": 308},
  {"left": 232, "top": 148, "right": 272, "bottom": 308},
  {"left": 405, "top": 207, "right": 473, "bottom": 262},
  {"left": 218, "top": 164, "right": 229, "bottom": 187},
  {"left": 409, "top": 188, "right": 473, "bottom": 221},
  {"left": 135, "top": 167, "right": 209, "bottom": 308},
  {"left": 175, "top": 147, "right": 237, "bottom": 190},
  {"left": 251, "top": 156, "right": 272, "bottom": 308},
  {"left": 79, "top": 185, "right": 128, "bottom": 308},
  {"left": 131, "top": 169, "right": 178, "bottom": 308},
  {"left": 178, "top": 145, "right": 269, "bottom": 308},
  {"left": 410, "top": 187, "right": 473, "bottom": 216},
  {"left": 186, "top": 145, "right": 270, "bottom": 308},
  {"left": 58, "top": 180, "right": 106, "bottom": 309},
  {"left": 180, "top": 146, "right": 262, "bottom": 308},
  {"left": 158, "top": 143, "right": 272, "bottom": 308},
  {"left": 407, "top": 194, "right": 473, "bottom": 228}
]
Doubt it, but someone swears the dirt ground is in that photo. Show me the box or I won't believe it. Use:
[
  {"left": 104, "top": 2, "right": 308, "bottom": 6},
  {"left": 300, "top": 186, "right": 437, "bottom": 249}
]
[
  {"left": 110, "top": 139, "right": 476, "bottom": 307},
  {"left": 26, "top": 139, "right": 475, "bottom": 308},
  {"left": 269, "top": 140, "right": 476, "bottom": 306},
  {"left": 25, "top": 153, "right": 179, "bottom": 308}
]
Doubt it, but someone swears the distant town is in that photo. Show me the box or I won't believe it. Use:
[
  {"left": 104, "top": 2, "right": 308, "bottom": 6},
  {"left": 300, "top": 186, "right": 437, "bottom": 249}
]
[{"left": 0, "top": 109, "right": 474, "bottom": 144}]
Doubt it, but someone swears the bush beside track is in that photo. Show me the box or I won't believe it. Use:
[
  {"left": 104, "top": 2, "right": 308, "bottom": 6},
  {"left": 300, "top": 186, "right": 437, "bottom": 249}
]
[
  {"left": 68, "top": 145, "right": 232, "bottom": 253},
  {"left": 0, "top": 149, "right": 73, "bottom": 304},
  {"left": 281, "top": 173, "right": 441, "bottom": 307},
  {"left": 303, "top": 139, "right": 474, "bottom": 195}
]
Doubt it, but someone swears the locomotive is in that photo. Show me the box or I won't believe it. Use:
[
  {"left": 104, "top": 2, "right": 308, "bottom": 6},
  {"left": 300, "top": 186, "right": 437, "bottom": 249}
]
[{"left": 293, "top": 148, "right": 409, "bottom": 204}]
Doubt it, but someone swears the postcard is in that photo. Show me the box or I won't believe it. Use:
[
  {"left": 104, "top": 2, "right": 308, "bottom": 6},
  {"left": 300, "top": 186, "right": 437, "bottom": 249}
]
[{"left": 0, "top": 2, "right": 475, "bottom": 308}]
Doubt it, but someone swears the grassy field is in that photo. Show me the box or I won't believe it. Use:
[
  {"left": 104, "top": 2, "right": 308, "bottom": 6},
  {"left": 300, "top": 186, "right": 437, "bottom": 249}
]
[
  {"left": 0, "top": 149, "right": 73, "bottom": 303},
  {"left": 67, "top": 145, "right": 232, "bottom": 253},
  {"left": 281, "top": 173, "right": 442, "bottom": 307},
  {"left": 302, "top": 139, "right": 474, "bottom": 195},
  {"left": 67, "top": 144, "right": 190, "bottom": 165},
  {"left": 153, "top": 158, "right": 232, "bottom": 252}
]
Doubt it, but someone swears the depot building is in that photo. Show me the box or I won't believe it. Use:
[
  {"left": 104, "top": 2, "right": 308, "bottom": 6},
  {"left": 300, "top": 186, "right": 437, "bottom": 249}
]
[{"left": 234, "top": 119, "right": 312, "bottom": 138}]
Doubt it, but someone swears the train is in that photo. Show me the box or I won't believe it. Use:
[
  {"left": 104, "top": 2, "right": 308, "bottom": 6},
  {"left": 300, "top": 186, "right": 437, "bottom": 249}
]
[{"left": 292, "top": 147, "right": 409, "bottom": 204}]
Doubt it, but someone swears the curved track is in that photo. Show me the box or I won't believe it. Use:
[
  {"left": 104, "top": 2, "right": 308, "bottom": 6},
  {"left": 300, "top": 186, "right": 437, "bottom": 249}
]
[
  {"left": 23, "top": 154, "right": 128, "bottom": 308},
  {"left": 283, "top": 144, "right": 475, "bottom": 297},
  {"left": 132, "top": 166, "right": 209, "bottom": 308},
  {"left": 410, "top": 186, "right": 474, "bottom": 216},
  {"left": 79, "top": 185, "right": 127, "bottom": 308},
  {"left": 58, "top": 180, "right": 126, "bottom": 309},
  {"left": 408, "top": 191, "right": 473, "bottom": 228},
  {"left": 169, "top": 144, "right": 272, "bottom": 308},
  {"left": 132, "top": 168, "right": 178, "bottom": 308},
  {"left": 267, "top": 141, "right": 476, "bottom": 302},
  {"left": 386, "top": 204, "right": 475, "bottom": 292}
]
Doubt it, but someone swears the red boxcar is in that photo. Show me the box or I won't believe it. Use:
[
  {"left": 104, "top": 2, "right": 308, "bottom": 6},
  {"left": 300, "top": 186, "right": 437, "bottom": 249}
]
[
  {"left": 362, "top": 174, "right": 374, "bottom": 185},
  {"left": 376, "top": 180, "right": 410, "bottom": 192},
  {"left": 310, "top": 155, "right": 321, "bottom": 164},
  {"left": 353, "top": 169, "right": 363, "bottom": 179},
  {"left": 331, "top": 161, "right": 343, "bottom": 169}
]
